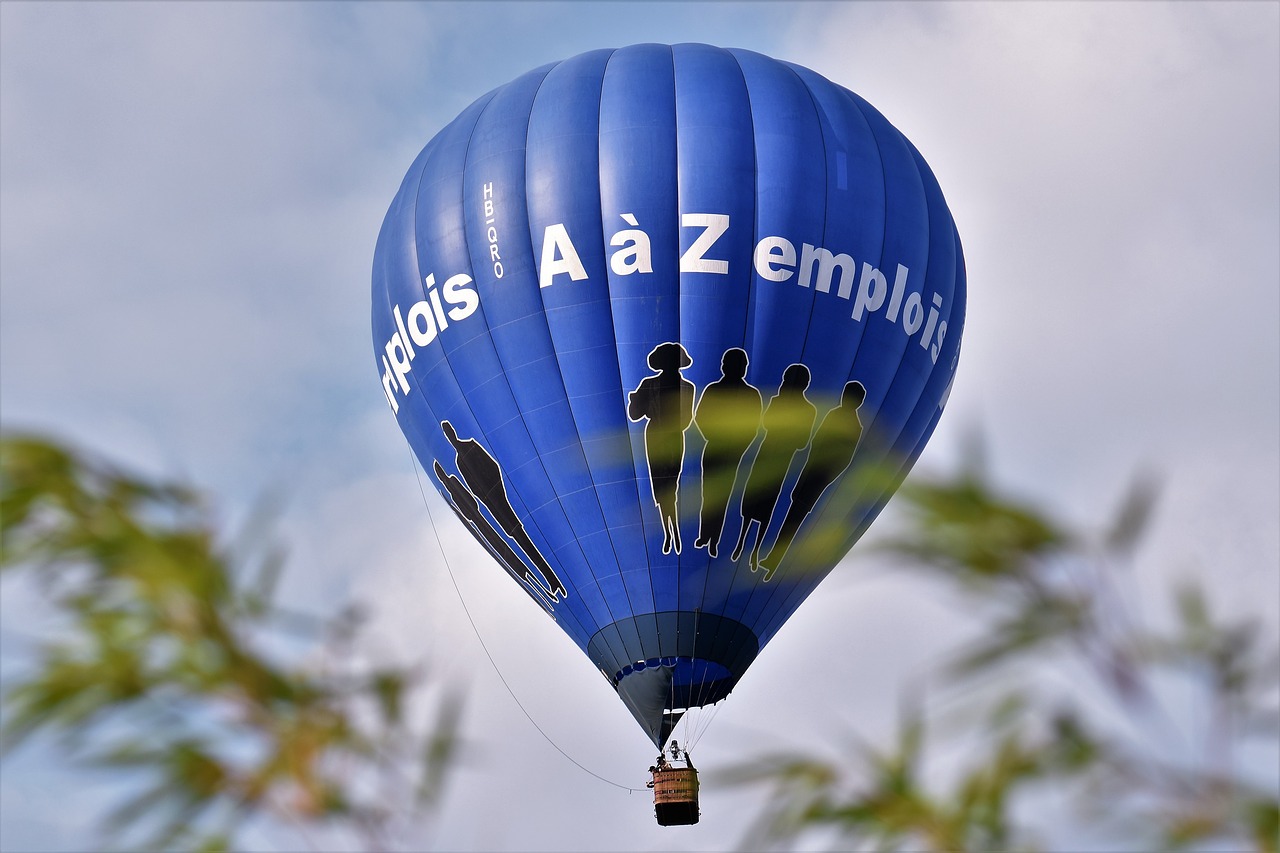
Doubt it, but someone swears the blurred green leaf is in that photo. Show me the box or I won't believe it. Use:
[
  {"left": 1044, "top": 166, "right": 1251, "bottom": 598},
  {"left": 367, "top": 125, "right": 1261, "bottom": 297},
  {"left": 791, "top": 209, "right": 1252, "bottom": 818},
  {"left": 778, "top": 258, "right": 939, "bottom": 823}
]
[
  {"left": 417, "top": 688, "right": 464, "bottom": 806},
  {"left": 1104, "top": 472, "right": 1160, "bottom": 556},
  {"left": 1248, "top": 799, "right": 1279, "bottom": 853},
  {"left": 949, "top": 594, "right": 1091, "bottom": 676},
  {"left": 878, "top": 468, "right": 1070, "bottom": 583}
]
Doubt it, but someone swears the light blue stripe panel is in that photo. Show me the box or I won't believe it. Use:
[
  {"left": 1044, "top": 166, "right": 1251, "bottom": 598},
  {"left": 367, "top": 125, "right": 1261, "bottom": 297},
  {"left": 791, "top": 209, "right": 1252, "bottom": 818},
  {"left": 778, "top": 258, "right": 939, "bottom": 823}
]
[
  {"left": 526, "top": 48, "right": 658, "bottom": 624},
  {"left": 459, "top": 63, "right": 618, "bottom": 636},
  {"left": 599, "top": 43, "right": 682, "bottom": 623},
  {"left": 670, "top": 44, "right": 760, "bottom": 622},
  {"left": 726, "top": 48, "right": 828, "bottom": 635}
]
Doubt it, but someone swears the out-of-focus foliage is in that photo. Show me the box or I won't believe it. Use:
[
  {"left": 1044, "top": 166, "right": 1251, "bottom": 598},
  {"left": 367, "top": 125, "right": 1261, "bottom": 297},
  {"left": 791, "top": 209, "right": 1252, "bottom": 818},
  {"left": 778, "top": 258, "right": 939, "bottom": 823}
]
[
  {"left": 3, "top": 430, "right": 1276, "bottom": 852},
  {"left": 0, "top": 434, "right": 461, "bottom": 851},
  {"left": 724, "top": 447, "right": 1279, "bottom": 852}
]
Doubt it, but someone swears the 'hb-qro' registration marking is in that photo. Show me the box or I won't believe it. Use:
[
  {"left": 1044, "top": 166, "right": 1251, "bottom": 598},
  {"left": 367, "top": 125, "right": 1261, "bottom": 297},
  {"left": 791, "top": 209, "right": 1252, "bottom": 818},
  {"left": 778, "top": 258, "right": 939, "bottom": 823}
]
[{"left": 483, "top": 182, "right": 503, "bottom": 280}]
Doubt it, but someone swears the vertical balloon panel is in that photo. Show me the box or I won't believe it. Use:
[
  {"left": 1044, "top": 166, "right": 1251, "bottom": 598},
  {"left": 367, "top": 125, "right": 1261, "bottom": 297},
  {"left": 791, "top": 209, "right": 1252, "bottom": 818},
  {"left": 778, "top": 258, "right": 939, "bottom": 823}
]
[
  {"left": 372, "top": 44, "right": 966, "bottom": 746},
  {"left": 670, "top": 44, "right": 758, "bottom": 644},
  {"left": 457, "top": 65, "right": 615, "bottom": 646}
]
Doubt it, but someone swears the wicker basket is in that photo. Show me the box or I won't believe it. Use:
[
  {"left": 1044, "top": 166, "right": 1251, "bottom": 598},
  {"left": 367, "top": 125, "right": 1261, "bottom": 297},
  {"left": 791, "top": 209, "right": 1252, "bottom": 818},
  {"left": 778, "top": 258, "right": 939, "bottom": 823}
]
[{"left": 650, "top": 766, "right": 699, "bottom": 825}]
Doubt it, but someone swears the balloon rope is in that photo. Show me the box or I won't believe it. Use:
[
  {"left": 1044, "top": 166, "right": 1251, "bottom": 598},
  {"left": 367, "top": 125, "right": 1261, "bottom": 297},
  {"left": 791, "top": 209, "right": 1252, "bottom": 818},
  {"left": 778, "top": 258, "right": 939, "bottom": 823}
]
[{"left": 405, "top": 447, "right": 647, "bottom": 794}]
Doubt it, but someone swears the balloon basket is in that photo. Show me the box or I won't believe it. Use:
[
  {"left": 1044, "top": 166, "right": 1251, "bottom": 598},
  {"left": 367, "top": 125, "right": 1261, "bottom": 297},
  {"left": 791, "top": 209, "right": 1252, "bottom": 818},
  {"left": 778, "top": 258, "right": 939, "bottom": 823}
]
[{"left": 648, "top": 746, "right": 699, "bottom": 826}]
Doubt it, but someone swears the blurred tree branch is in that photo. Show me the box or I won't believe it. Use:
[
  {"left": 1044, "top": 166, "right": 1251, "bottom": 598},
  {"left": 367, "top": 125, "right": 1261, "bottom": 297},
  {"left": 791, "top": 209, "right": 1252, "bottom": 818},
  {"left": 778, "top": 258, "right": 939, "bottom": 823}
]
[
  {"left": 0, "top": 433, "right": 461, "bottom": 851},
  {"left": 3, "top": 429, "right": 1276, "bottom": 852},
  {"left": 725, "top": 449, "right": 1279, "bottom": 852}
]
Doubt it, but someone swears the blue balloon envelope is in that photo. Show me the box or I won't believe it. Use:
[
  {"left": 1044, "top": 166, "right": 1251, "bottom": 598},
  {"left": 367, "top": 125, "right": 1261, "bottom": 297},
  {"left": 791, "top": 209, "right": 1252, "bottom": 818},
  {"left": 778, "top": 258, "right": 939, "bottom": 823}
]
[{"left": 372, "top": 44, "right": 965, "bottom": 746}]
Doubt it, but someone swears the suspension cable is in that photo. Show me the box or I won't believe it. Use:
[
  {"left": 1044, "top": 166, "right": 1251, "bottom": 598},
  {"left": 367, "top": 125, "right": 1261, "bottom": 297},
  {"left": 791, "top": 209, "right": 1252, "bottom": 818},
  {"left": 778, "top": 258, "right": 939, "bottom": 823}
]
[{"left": 405, "top": 446, "right": 647, "bottom": 793}]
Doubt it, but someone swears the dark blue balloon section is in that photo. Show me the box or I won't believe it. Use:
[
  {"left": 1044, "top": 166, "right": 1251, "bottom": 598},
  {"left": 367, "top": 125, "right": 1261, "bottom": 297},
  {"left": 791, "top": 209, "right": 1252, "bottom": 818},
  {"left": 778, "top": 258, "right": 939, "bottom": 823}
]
[{"left": 371, "top": 44, "right": 965, "bottom": 746}]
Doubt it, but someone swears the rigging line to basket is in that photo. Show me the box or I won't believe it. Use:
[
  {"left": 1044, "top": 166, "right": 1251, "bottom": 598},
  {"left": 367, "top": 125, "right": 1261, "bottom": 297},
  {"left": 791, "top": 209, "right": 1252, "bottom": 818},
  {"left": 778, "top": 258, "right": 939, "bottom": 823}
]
[{"left": 405, "top": 444, "right": 646, "bottom": 794}]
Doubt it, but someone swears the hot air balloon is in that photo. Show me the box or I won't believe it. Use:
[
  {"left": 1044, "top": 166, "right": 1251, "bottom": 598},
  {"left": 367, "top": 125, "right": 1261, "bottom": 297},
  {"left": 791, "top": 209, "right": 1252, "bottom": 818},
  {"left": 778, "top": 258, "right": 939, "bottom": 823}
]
[{"left": 371, "top": 43, "right": 965, "bottom": 808}]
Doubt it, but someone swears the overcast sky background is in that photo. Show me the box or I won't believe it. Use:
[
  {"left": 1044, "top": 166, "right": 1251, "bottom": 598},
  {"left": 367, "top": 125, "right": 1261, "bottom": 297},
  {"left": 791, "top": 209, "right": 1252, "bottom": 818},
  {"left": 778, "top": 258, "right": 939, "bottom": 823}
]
[{"left": 2, "top": 2, "right": 1277, "bottom": 851}]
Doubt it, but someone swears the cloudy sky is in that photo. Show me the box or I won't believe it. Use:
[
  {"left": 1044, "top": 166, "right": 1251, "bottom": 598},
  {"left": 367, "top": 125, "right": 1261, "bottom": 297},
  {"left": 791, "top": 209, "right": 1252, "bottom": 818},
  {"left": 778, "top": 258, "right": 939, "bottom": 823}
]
[{"left": 2, "top": 2, "right": 1276, "bottom": 850}]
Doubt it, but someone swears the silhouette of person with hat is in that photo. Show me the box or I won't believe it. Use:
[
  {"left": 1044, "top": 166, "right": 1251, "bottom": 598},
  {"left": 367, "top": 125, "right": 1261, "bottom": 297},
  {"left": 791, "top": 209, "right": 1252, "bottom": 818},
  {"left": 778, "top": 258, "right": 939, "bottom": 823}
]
[{"left": 628, "top": 342, "right": 695, "bottom": 555}]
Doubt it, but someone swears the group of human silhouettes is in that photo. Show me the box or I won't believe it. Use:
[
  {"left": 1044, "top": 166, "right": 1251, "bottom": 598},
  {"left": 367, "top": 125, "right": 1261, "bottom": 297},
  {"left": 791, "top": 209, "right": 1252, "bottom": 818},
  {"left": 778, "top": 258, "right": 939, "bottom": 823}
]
[
  {"left": 431, "top": 343, "right": 865, "bottom": 599},
  {"left": 629, "top": 342, "right": 866, "bottom": 581}
]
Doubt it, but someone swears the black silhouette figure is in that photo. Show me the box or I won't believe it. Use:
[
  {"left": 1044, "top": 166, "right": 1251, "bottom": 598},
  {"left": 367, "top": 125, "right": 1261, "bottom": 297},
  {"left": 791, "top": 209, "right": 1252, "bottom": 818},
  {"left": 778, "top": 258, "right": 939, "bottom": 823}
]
[
  {"left": 731, "top": 364, "right": 816, "bottom": 572},
  {"left": 627, "top": 342, "right": 695, "bottom": 555},
  {"left": 433, "top": 460, "right": 555, "bottom": 605},
  {"left": 693, "top": 348, "right": 762, "bottom": 557},
  {"left": 758, "top": 381, "right": 866, "bottom": 581},
  {"left": 440, "top": 420, "right": 566, "bottom": 597}
]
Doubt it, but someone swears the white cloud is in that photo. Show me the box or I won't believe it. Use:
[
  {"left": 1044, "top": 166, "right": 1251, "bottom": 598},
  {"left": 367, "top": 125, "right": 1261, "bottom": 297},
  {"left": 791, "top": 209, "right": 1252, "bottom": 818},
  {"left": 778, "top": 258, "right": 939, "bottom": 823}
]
[
  {"left": 791, "top": 2, "right": 1278, "bottom": 508},
  {"left": 0, "top": 3, "right": 441, "bottom": 490}
]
